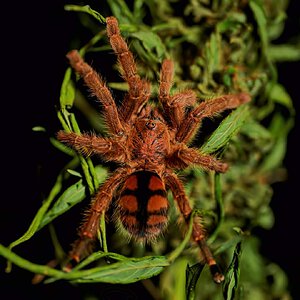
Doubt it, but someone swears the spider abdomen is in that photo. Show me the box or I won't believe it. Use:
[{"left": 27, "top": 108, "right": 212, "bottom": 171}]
[{"left": 117, "top": 171, "right": 169, "bottom": 242}]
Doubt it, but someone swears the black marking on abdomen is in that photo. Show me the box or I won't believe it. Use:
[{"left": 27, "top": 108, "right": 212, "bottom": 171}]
[{"left": 119, "top": 171, "right": 169, "bottom": 240}]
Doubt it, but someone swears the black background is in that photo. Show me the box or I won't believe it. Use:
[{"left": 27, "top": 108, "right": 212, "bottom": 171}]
[{"left": 1, "top": 1, "right": 299, "bottom": 299}]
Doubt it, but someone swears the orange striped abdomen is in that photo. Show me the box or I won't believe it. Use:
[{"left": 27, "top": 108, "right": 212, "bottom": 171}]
[{"left": 118, "top": 171, "right": 169, "bottom": 242}]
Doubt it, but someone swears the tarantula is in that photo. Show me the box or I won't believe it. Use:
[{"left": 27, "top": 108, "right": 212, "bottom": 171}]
[{"left": 57, "top": 16, "right": 250, "bottom": 283}]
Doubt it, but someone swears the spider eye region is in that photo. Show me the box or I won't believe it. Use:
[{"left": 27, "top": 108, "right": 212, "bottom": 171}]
[
  {"left": 137, "top": 118, "right": 162, "bottom": 132},
  {"left": 146, "top": 120, "right": 156, "bottom": 130},
  {"left": 117, "top": 171, "right": 169, "bottom": 242}
]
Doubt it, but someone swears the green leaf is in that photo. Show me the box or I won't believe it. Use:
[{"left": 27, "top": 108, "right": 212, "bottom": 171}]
[
  {"left": 1, "top": 242, "right": 169, "bottom": 284},
  {"left": 268, "top": 44, "right": 300, "bottom": 62},
  {"left": 64, "top": 5, "right": 106, "bottom": 24},
  {"left": 98, "top": 211, "right": 108, "bottom": 252},
  {"left": 108, "top": 82, "right": 129, "bottom": 91},
  {"left": 107, "top": 0, "right": 135, "bottom": 24},
  {"left": 167, "top": 209, "right": 196, "bottom": 262},
  {"left": 9, "top": 175, "right": 63, "bottom": 247},
  {"left": 204, "top": 32, "right": 221, "bottom": 75},
  {"left": 38, "top": 179, "right": 86, "bottom": 230},
  {"left": 32, "top": 126, "right": 46, "bottom": 132},
  {"left": 249, "top": 0, "right": 268, "bottom": 56},
  {"left": 259, "top": 113, "right": 294, "bottom": 172},
  {"left": 186, "top": 263, "right": 205, "bottom": 300},
  {"left": 131, "top": 31, "right": 167, "bottom": 62},
  {"left": 58, "top": 112, "right": 99, "bottom": 195},
  {"left": 60, "top": 68, "right": 75, "bottom": 109},
  {"left": 256, "top": 205, "right": 274, "bottom": 230},
  {"left": 72, "top": 251, "right": 127, "bottom": 271},
  {"left": 1, "top": 244, "right": 67, "bottom": 278},
  {"left": 201, "top": 105, "right": 250, "bottom": 154},
  {"left": 222, "top": 241, "right": 243, "bottom": 300},
  {"left": 208, "top": 173, "right": 224, "bottom": 243},
  {"left": 267, "top": 82, "right": 294, "bottom": 112},
  {"left": 214, "top": 236, "right": 243, "bottom": 256},
  {"left": 50, "top": 137, "right": 76, "bottom": 157},
  {"left": 240, "top": 121, "right": 272, "bottom": 141},
  {"left": 133, "top": 0, "right": 145, "bottom": 21},
  {"left": 69, "top": 256, "right": 169, "bottom": 283},
  {"left": 160, "top": 257, "right": 188, "bottom": 300},
  {"left": 216, "top": 13, "right": 246, "bottom": 33},
  {"left": 266, "top": 263, "right": 289, "bottom": 295},
  {"left": 39, "top": 166, "right": 107, "bottom": 230},
  {"left": 66, "top": 169, "right": 83, "bottom": 178},
  {"left": 6, "top": 172, "right": 64, "bottom": 272}
]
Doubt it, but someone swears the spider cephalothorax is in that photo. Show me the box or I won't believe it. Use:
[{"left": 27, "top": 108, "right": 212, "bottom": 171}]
[{"left": 57, "top": 16, "right": 250, "bottom": 283}]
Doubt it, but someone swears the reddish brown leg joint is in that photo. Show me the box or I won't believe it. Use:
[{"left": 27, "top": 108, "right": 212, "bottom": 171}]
[{"left": 197, "top": 239, "right": 224, "bottom": 284}]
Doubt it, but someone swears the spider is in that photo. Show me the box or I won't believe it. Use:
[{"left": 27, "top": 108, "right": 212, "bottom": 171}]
[{"left": 57, "top": 16, "right": 250, "bottom": 284}]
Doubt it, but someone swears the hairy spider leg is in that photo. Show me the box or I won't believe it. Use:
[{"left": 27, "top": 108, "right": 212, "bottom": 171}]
[
  {"left": 176, "top": 93, "right": 251, "bottom": 143},
  {"left": 159, "top": 59, "right": 197, "bottom": 129},
  {"left": 66, "top": 50, "right": 124, "bottom": 136},
  {"left": 164, "top": 171, "right": 224, "bottom": 284},
  {"left": 168, "top": 146, "right": 229, "bottom": 173},
  {"left": 64, "top": 168, "right": 130, "bottom": 270},
  {"left": 56, "top": 131, "right": 127, "bottom": 163},
  {"left": 106, "top": 17, "right": 151, "bottom": 124}
]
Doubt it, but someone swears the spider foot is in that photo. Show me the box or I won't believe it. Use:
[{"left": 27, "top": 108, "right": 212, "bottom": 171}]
[
  {"left": 209, "top": 263, "right": 225, "bottom": 284},
  {"left": 237, "top": 92, "right": 251, "bottom": 104}
]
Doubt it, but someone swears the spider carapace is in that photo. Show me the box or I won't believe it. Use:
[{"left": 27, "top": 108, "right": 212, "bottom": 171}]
[{"left": 57, "top": 16, "right": 250, "bottom": 284}]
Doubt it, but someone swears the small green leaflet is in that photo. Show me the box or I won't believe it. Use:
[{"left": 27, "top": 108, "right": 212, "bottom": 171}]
[
  {"left": 64, "top": 5, "right": 106, "bottom": 24},
  {"left": 69, "top": 256, "right": 169, "bottom": 283},
  {"left": 268, "top": 44, "right": 300, "bottom": 62},
  {"left": 186, "top": 263, "right": 205, "bottom": 300},
  {"left": 201, "top": 105, "right": 250, "bottom": 154},
  {"left": 249, "top": 0, "right": 268, "bottom": 57},
  {"left": 6, "top": 172, "right": 64, "bottom": 272},
  {"left": 222, "top": 241, "right": 243, "bottom": 300},
  {"left": 32, "top": 126, "right": 46, "bottom": 132},
  {"left": 38, "top": 179, "right": 86, "bottom": 230},
  {"left": 60, "top": 67, "right": 75, "bottom": 109},
  {"left": 0, "top": 244, "right": 169, "bottom": 284},
  {"left": 131, "top": 31, "right": 167, "bottom": 62},
  {"left": 107, "top": 0, "right": 136, "bottom": 24},
  {"left": 267, "top": 82, "right": 294, "bottom": 112}
]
